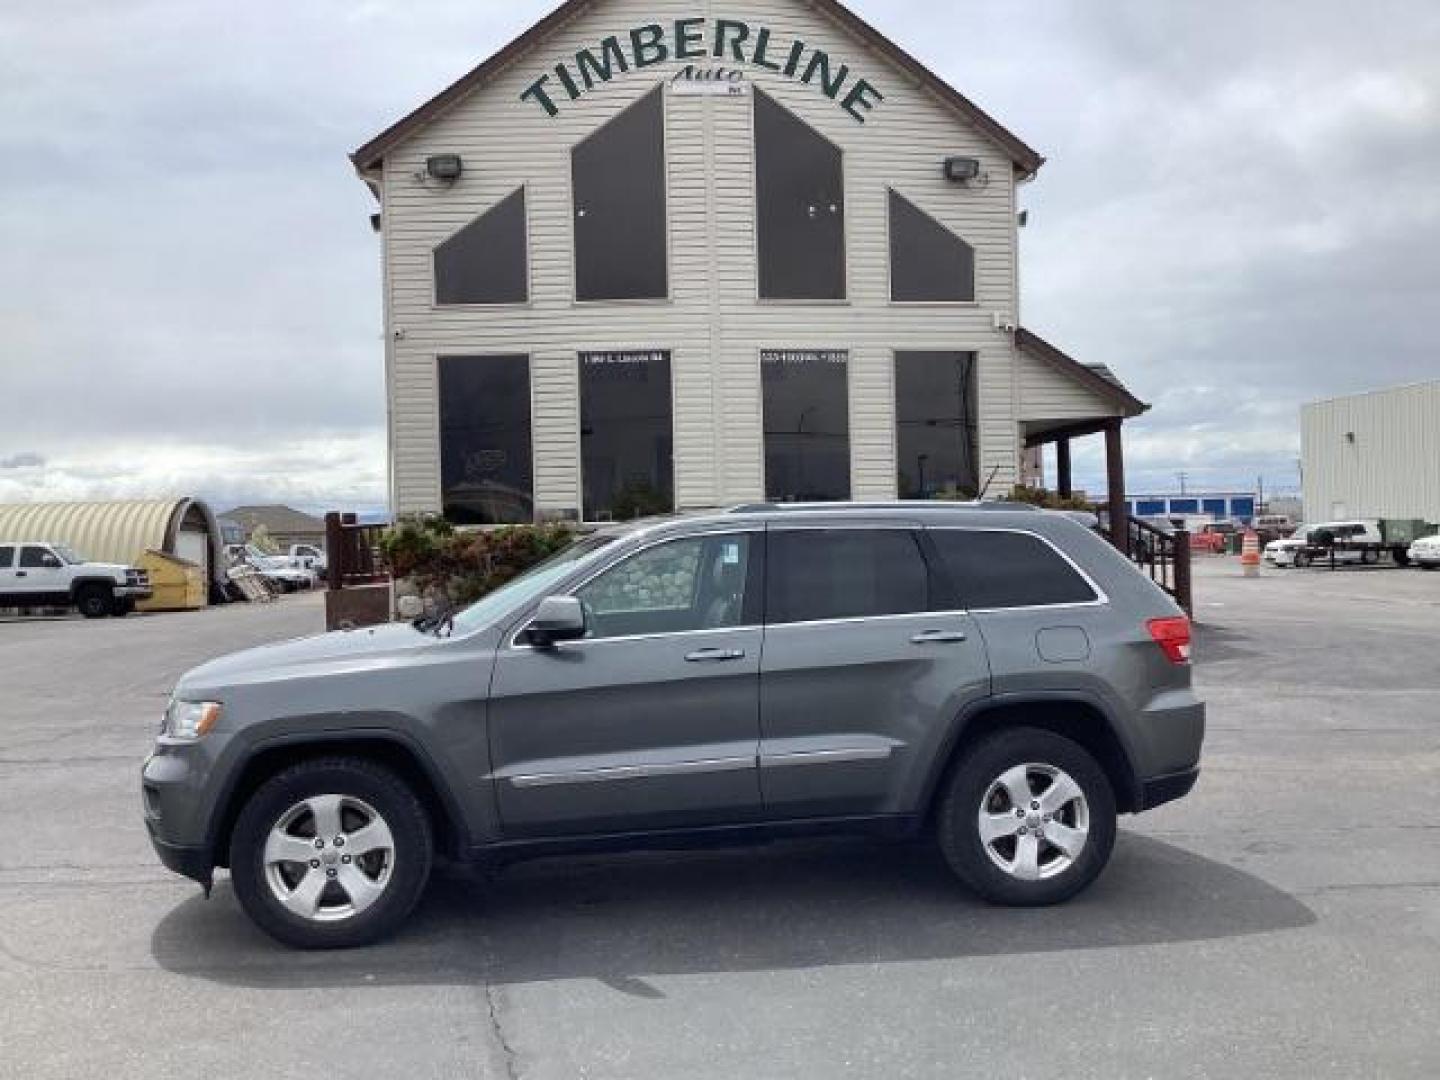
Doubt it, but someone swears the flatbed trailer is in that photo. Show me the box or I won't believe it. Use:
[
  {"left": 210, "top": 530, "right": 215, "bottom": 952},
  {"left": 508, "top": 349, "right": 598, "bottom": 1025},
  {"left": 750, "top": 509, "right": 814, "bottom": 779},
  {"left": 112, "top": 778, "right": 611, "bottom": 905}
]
[{"left": 1291, "top": 539, "right": 1411, "bottom": 569}]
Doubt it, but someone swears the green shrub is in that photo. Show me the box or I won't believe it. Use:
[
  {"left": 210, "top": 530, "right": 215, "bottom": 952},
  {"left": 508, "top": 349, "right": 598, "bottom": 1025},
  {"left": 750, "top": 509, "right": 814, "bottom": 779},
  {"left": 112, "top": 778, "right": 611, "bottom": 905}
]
[
  {"left": 379, "top": 516, "right": 577, "bottom": 608},
  {"left": 1009, "top": 485, "right": 1093, "bottom": 511}
]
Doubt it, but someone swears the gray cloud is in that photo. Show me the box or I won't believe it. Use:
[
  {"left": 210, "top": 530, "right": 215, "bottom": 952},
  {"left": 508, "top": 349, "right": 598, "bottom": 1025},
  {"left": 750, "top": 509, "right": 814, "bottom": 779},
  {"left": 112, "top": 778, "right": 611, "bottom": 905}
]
[
  {"left": 1, "top": 0, "right": 1437, "bottom": 508},
  {"left": 0, "top": 452, "right": 46, "bottom": 470}
]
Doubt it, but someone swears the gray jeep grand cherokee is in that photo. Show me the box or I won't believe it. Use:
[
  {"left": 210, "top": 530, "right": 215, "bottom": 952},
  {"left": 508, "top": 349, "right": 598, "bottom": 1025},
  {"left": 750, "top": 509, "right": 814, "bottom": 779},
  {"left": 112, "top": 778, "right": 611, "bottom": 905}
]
[{"left": 143, "top": 503, "right": 1203, "bottom": 949}]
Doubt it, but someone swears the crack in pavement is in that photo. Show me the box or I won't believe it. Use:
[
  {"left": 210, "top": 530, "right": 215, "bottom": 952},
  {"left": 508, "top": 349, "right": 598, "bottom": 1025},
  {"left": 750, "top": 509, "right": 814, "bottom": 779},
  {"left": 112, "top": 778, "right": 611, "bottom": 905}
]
[{"left": 483, "top": 978, "right": 521, "bottom": 1080}]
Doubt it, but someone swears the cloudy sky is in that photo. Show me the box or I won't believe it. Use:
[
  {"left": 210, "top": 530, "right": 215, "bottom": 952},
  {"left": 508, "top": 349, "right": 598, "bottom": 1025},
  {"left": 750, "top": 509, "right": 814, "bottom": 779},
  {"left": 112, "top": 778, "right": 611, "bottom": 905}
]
[{"left": 2, "top": 0, "right": 1437, "bottom": 513}]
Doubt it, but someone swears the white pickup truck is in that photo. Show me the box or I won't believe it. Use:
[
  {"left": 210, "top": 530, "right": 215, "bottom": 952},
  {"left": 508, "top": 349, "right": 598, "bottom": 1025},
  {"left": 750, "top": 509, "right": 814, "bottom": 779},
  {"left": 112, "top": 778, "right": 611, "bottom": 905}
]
[{"left": 0, "top": 541, "right": 152, "bottom": 617}]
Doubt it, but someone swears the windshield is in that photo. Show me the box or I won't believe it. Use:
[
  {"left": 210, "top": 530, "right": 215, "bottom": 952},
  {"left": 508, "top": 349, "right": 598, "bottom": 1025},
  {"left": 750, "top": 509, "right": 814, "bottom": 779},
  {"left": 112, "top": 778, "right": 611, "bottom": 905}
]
[
  {"left": 50, "top": 545, "right": 84, "bottom": 564},
  {"left": 446, "top": 533, "right": 618, "bottom": 637}
]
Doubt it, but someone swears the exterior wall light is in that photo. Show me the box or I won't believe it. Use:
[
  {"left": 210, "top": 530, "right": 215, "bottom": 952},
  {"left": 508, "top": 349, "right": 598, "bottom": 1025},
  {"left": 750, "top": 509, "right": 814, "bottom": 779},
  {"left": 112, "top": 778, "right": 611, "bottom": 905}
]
[
  {"left": 944, "top": 156, "right": 982, "bottom": 184},
  {"left": 425, "top": 154, "right": 463, "bottom": 183}
]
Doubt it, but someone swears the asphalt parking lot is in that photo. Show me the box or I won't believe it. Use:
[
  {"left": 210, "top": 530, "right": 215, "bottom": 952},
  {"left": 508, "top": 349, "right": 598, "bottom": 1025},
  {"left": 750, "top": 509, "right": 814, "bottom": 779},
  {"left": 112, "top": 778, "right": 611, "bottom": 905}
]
[{"left": 2, "top": 562, "right": 1438, "bottom": 1079}]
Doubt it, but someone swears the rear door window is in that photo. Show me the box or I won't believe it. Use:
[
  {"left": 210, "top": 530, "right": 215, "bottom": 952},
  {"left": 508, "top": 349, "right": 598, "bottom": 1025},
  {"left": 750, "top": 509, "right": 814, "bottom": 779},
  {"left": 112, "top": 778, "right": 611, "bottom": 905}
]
[
  {"left": 0, "top": 546, "right": 13, "bottom": 568},
  {"left": 930, "top": 530, "right": 1098, "bottom": 610},
  {"left": 766, "top": 529, "right": 929, "bottom": 624}
]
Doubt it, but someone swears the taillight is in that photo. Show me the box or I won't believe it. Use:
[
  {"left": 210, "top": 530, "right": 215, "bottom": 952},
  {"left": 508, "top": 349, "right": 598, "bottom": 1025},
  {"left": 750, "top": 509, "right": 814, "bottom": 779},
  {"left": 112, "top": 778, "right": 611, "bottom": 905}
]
[{"left": 1147, "top": 616, "right": 1192, "bottom": 665}]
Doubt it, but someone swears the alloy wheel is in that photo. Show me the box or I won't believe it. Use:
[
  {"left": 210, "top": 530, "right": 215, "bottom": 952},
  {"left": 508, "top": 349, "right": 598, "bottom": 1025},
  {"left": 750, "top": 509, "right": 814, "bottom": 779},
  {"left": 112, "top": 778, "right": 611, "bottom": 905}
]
[
  {"left": 977, "top": 763, "right": 1090, "bottom": 881},
  {"left": 262, "top": 794, "right": 395, "bottom": 923}
]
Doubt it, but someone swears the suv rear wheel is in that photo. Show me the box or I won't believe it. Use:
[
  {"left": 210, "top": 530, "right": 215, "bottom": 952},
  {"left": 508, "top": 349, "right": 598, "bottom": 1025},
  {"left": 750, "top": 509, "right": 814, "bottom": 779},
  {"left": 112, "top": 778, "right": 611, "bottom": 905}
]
[
  {"left": 937, "top": 727, "right": 1116, "bottom": 906},
  {"left": 229, "top": 757, "right": 433, "bottom": 949}
]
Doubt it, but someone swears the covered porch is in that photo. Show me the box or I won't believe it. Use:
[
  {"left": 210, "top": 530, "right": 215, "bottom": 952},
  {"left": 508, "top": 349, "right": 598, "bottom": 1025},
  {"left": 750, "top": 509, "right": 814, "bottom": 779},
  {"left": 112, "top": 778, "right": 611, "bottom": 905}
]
[{"left": 1014, "top": 328, "right": 1149, "bottom": 551}]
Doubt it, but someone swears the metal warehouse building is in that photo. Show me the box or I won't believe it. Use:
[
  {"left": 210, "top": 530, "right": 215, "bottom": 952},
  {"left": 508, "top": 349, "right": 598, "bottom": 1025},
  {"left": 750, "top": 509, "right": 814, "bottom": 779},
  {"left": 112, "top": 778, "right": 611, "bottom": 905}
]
[
  {"left": 0, "top": 499, "right": 227, "bottom": 597},
  {"left": 1302, "top": 381, "right": 1440, "bottom": 522},
  {"left": 352, "top": 0, "right": 1147, "bottom": 530}
]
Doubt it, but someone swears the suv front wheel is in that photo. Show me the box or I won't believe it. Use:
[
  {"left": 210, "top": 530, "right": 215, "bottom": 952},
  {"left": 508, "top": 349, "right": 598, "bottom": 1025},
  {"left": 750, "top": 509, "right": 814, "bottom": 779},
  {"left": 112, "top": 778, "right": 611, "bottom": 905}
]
[
  {"left": 229, "top": 757, "right": 433, "bottom": 949},
  {"left": 938, "top": 727, "right": 1116, "bottom": 906}
]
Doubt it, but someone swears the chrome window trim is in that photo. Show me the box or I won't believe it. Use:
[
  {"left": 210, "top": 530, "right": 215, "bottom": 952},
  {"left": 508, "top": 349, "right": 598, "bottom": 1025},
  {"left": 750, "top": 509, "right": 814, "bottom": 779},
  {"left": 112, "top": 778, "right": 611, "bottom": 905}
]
[
  {"left": 760, "top": 746, "right": 894, "bottom": 768},
  {"left": 926, "top": 526, "right": 1110, "bottom": 610},
  {"left": 506, "top": 527, "right": 762, "bottom": 650},
  {"left": 508, "top": 756, "right": 753, "bottom": 788},
  {"left": 761, "top": 608, "right": 971, "bottom": 631}
]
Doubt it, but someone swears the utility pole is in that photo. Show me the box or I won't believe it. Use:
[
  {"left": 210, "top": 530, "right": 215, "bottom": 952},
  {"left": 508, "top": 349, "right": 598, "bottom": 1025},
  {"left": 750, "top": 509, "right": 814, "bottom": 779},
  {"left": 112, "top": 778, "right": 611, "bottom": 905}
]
[{"left": 1176, "top": 471, "right": 1188, "bottom": 496}]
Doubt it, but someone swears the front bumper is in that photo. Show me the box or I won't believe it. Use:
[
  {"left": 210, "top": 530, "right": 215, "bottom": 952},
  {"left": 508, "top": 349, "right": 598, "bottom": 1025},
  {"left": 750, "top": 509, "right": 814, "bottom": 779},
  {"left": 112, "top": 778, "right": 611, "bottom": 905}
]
[
  {"left": 146, "top": 828, "right": 213, "bottom": 887},
  {"left": 116, "top": 585, "right": 153, "bottom": 599},
  {"left": 142, "top": 742, "right": 223, "bottom": 884}
]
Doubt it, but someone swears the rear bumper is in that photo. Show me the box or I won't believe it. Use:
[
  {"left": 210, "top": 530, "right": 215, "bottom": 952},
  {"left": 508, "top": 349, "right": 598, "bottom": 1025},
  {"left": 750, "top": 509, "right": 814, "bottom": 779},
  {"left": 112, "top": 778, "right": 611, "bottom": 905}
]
[{"left": 1136, "top": 766, "right": 1200, "bottom": 811}]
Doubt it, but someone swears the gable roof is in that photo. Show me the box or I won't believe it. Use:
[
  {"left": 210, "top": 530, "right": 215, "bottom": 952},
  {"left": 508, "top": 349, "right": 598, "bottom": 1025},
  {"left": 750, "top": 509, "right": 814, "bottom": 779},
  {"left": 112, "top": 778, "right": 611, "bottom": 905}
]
[
  {"left": 350, "top": 0, "right": 1045, "bottom": 178},
  {"left": 1015, "top": 328, "right": 1149, "bottom": 418}
]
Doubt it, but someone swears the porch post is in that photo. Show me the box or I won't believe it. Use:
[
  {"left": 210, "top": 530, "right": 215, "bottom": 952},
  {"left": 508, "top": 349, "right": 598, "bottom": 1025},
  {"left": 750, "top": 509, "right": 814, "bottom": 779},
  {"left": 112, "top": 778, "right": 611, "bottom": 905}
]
[
  {"left": 1056, "top": 438, "right": 1073, "bottom": 499},
  {"left": 1104, "top": 420, "right": 1129, "bottom": 554}
]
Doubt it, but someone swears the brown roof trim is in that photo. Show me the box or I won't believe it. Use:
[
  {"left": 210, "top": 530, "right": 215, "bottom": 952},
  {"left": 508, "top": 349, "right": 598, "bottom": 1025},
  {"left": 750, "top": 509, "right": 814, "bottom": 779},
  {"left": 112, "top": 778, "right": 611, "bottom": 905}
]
[
  {"left": 350, "top": 0, "right": 1045, "bottom": 177},
  {"left": 1015, "top": 328, "right": 1149, "bottom": 418}
]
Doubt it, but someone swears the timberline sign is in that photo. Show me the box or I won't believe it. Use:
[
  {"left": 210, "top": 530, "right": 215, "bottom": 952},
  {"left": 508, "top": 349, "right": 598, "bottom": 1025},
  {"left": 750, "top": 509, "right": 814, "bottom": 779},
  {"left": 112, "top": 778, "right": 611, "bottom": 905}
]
[{"left": 521, "top": 18, "right": 884, "bottom": 122}]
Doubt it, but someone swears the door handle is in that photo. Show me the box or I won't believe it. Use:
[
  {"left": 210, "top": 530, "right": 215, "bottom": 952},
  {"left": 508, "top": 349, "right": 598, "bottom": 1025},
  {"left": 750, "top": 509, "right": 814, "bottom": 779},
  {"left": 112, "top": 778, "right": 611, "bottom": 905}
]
[
  {"left": 685, "top": 648, "right": 746, "bottom": 663},
  {"left": 15, "top": 571, "right": 26, "bottom": 578},
  {"left": 910, "top": 630, "right": 968, "bottom": 645}
]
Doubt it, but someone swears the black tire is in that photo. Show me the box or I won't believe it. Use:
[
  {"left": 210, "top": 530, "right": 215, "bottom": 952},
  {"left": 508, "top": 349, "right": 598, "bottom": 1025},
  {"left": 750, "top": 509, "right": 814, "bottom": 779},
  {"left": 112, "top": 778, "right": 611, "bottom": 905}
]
[
  {"left": 1361, "top": 549, "right": 1379, "bottom": 565},
  {"left": 109, "top": 596, "right": 135, "bottom": 617},
  {"left": 937, "top": 727, "right": 1116, "bottom": 906},
  {"left": 1293, "top": 552, "right": 1310, "bottom": 569},
  {"left": 229, "top": 757, "right": 433, "bottom": 949},
  {"left": 75, "top": 584, "right": 112, "bottom": 619}
]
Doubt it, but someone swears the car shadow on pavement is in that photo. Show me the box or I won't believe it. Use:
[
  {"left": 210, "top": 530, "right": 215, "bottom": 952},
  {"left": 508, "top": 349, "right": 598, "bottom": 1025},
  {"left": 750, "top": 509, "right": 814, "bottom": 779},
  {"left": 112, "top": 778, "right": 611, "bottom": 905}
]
[{"left": 150, "top": 832, "right": 1315, "bottom": 992}]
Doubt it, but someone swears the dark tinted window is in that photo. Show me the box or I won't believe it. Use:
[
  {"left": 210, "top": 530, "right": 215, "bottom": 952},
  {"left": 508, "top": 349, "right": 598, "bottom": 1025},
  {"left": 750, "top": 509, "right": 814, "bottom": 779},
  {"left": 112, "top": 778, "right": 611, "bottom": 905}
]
[
  {"left": 889, "top": 190, "right": 975, "bottom": 302},
  {"left": 931, "top": 530, "right": 1097, "bottom": 609},
  {"left": 762, "top": 350, "right": 850, "bottom": 501},
  {"left": 577, "top": 533, "right": 752, "bottom": 640},
  {"left": 581, "top": 351, "right": 674, "bottom": 520},
  {"left": 755, "top": 90, "right": 845, "bottom": 300},
  {"left": 896, "top": 351, "right": 978, "bottom": 499},
  {"left": 439, "top": 355, "right": 533, "bottom": 525},
  {"left": 0, "top": 546, "right": 12, "bottom": 568},
  {"left": 19, "top": 546, "right": 52, "bottom": 568},
  {"left": 434, "top": 188, "right": 528, "bottom": 305},
  {"left": 573, "top": 87, "right": 668, "bottom": 301},
  {"left": 767, "top": 530, "right": 928, "bottom": 624}
]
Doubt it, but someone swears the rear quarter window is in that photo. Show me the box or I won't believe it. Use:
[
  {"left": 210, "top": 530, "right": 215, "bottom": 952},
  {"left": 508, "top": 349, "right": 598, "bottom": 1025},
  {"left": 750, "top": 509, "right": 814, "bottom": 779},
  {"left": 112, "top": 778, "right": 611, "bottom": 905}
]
[
  {"left": 0, "top": 545, "right": 13, "bottom": 568},
  {"left": 930, "top": 530, "right": 1098, "bottom": 610}
]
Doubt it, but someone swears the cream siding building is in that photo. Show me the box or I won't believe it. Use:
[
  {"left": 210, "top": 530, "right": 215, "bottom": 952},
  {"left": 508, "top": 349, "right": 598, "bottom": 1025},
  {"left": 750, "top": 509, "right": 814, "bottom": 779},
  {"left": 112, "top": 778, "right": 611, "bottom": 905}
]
[
  {"left": 1302, "top": 381, "right": 1440, "bottom": 522},
  {"left": 352, "top": 0, "right": 1146, "bottom": 527}
]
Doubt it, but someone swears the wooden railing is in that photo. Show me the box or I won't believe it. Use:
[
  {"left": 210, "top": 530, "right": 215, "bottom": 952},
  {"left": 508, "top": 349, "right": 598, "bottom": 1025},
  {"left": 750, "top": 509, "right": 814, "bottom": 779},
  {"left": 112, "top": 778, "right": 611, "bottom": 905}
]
[
  {"left": 324, "top": 512, "right": 388, "bottom": 590},
  {"left": 1125, "top": 517, "right": 1193, "bottom": 616}
]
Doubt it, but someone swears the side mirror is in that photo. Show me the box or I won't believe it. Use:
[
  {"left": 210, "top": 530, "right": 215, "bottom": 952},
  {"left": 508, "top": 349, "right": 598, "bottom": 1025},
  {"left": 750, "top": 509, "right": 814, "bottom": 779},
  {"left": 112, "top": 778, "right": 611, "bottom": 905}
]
[{"left": 526, "top": 595, "right": 587, "bottom": 648}]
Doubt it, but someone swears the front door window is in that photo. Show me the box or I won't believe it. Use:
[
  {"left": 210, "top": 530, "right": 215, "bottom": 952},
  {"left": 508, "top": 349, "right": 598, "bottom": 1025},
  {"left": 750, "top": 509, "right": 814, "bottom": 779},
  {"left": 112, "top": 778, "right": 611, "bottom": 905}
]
[{"left": 576, "top": 533, "right": 753, "bottom": 640}]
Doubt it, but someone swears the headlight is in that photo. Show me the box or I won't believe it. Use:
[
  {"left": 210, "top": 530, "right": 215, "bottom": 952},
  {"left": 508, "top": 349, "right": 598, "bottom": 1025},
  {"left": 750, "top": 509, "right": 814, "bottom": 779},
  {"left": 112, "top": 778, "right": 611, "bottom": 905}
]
[{"left": 163, "top": 700, "right": 222, "bottom": 740}]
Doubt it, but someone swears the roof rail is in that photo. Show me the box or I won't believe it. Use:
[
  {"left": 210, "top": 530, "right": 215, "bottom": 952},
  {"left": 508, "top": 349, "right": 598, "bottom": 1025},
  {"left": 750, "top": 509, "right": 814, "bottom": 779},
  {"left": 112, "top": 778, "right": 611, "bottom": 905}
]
[{"left": 725, "top": 501, "right": 1041, "bottom": 514}]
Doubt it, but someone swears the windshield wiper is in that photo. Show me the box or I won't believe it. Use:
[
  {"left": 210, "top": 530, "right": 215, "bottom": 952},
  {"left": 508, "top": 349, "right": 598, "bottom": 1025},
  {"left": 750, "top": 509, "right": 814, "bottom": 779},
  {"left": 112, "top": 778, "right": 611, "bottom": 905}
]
[{"left": 413, "top": 604, "right": 459, "bottom": 637}]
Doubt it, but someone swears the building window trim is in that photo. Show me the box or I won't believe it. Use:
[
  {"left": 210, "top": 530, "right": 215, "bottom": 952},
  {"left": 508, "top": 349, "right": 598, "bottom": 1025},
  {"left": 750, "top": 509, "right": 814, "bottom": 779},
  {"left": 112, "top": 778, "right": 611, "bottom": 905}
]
[
  {"left": 570, "top": 85, "right": 672, "bottom": 304},
  {"left": 760, "top": 346, "right": 854, "bottom": 504},
  {"left": 431, "top": 186, "right": 532, "bottom": 308},
  {"left": 885, "top": 187, "right": 977, "bottom": 305},
  {"left": 750, "top": 88, "right": 850, "bottom": 303},
  {"left": 893, "top": 349, "right": 981, "bottom": 502},
  {"left": 577, "top": 347, "right": 677, "bottom": 524},
  {"left": 434, "top": 352, "right": 537, "bottom": 525}
]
